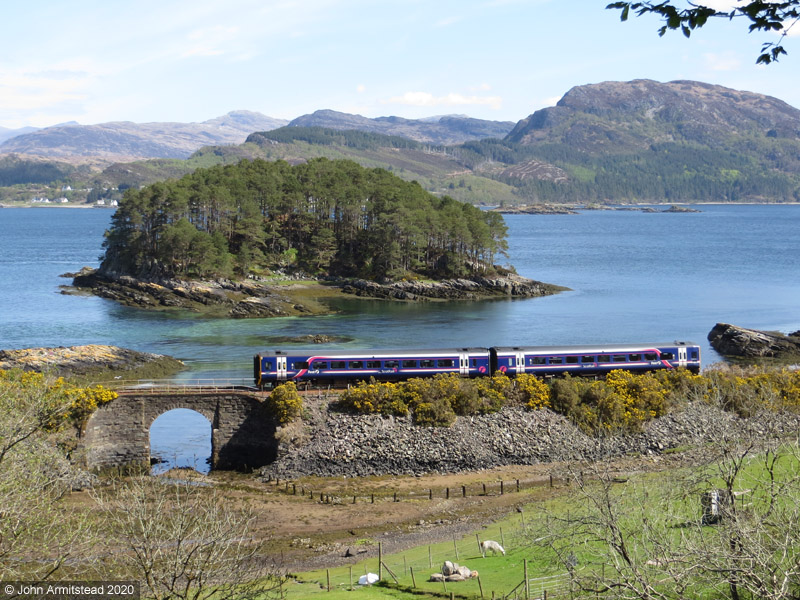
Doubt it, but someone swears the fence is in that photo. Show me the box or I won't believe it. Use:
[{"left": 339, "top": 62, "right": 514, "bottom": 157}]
[{"left": 105, "top": 378, "right": 258, "bottom": 394}]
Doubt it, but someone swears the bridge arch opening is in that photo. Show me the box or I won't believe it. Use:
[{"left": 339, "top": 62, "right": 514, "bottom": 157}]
[{"left": 150, "top": 408, "right": 212, "bottom": 475}]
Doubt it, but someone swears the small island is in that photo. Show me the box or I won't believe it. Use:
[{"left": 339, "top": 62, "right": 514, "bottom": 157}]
[{"left": 71, "top": 158, "right": 565, "bottom": 316}]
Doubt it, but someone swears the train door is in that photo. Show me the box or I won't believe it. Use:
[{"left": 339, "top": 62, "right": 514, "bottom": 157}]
[
  {"left": 678, "top": 346, "right": 687, "bottom": 368},
  {"left": 276, "top": 356, "right": 288, "bottom": 381},
  {"left": 459, "top": 351, "right": 470, "bottom": 377},
  {"left": 515, "top": 352, "right": 525, "bottom": 375}
]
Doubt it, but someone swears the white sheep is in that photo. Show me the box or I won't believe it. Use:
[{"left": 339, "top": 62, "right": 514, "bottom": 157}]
[{"left": 480, "top": 540, "right": 505, "bottom": 557}]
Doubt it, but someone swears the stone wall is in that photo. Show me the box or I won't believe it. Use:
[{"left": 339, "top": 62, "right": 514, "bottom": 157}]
[{"left": 81, "top": 392, "right": 277, "bottom": 472}]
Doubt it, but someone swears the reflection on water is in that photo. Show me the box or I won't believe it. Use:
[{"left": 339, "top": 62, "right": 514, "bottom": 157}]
[{"left": 150, "top": 409, "right": 211, "bottom": 474}]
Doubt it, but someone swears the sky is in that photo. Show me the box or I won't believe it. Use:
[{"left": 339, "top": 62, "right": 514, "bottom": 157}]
[{"left": 1, "top": 0, "right": 798, "bottom": 130}]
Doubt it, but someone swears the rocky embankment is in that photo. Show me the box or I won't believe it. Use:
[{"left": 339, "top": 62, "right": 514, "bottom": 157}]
[
  {"left": 709, "top": 322, "right": 800, "bottom": 361},
  {"left": 262, "top": 401, "right": 800, "bottom": 479},
  {"left": 0, "top": 345, "right": 183, "bottom": 380},
  {"left": 68, "top": 268, "right": 325, "bottom": 318},
  {"left": 340, "top": 273, "right": 567, "bottom": 301}
]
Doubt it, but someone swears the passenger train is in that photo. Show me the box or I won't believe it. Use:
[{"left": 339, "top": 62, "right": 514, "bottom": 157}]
[{"left": 254, "top": 342, "right": 701, "bottom": 388}]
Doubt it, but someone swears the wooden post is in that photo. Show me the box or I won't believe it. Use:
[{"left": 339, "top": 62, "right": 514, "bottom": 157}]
[
  {"left": 285, "top": 481, "right": 289, "bottom": 492},
  {"left": 353, "top": 495, "right": 356, "bottom": 504},
  {"left": 550, "top": 473, "right": 553, "bottom": 488},
  {"left": 410, "top": 566, "right": 417, "bottom": 588},
  {"left": 476, "top": 533, "right": 482, "bottom": 555},
  {"left": 429, "top": 546, "right": 432, "bottom": 568},
  {"left": 516, "top": 479, "right": 520, "bottom": 492},
  {"left": 349, "top": 566, "right": 353, "bottom": 591},
  {"left": 429, "top": 488, "right": 433, "bottom": 500},
  {"left": 371, "top": 493, "right": 374, "bottom": 504},
  {"left": 483, "top": 482, "right": 487, "bottom": 495},
  {"left": 524, "top": 559, "right": 530, "bottom": 600},
  {"left": 500, "top": 526, "right": 505, "bottom": 548},
  {"left": 378, "top": 541, "right": 382, "bottom": 581},
  {"left": 462, "top": 485, "right": 466, "bottom": 497},
  {"left": 292, "top": 483, "right": 296, "bottom": 495},
  {"left": 309, "top": 490, "right": 313, "bottom": 500},
  {"left": 453, "top": 534, "right": 459, "bottom": 560},
  {"left": 446, "top": 487, "right": 450, "bottom": 499},
  {"left": 394, "top": 491, "right": 397, "bottom": 502},
  {"left": 500, "top": 480, "right": 504, "bottom": 495},
  {"left": 478, "top": 575, "right": 485, "bottom": 598},
  {"left": 326, "top": 569, "right": 330, "bottom": 592},
  {"left": 450, "top": 592, "right": 455, "bottom": 600},
  {"left": 404, "top": 555, "right": 407, "bottom": 576}
]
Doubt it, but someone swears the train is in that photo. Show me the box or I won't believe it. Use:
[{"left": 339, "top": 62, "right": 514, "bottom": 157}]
[{"left": 254, "top": 341, "right": 701, "bottom": 388}]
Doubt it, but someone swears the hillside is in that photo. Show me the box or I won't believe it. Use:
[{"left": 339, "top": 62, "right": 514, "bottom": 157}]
[
  {"left": 0, "top": 110, "right": 288, "bottom": 160},
  {"left": 288, "top": 109, "right": 515, "bottom": 145}
]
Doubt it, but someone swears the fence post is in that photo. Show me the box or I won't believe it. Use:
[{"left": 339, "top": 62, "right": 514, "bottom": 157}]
[
  {"left": 429, "top": 546, "right": 432, "bottom": 568},
  {"left": 462, "top": 485, "right": 466, "bottom": 497},
  {"left": 378, "top": 541, "right": 383, "bottom": 581},
  {"left": 476, "top": 533, "right": 482, "bottom": 555},
  {"left": 326, "top": 569, "right": 330, "bottom": 592},
  {"left": 453, "top": 534, "right": 459, "bottom": 560},
  {"left": 500, "top": 526, "right": 505, "bottom": 548},
  {"left": 410, "top": 566, "right": 416, "bottom": 588},
  {"left": 524, "top": 559, "right": 530, "bottom": 600},
  {"left": 446, "top": 487, "right": 450, "bottom": 499},
  {"left": 349, "top": 566, "right": 353, "bottom": 591},
  {"left": 483, "top": 483, "right": 487, "bottom": 495},
  {"left": 500, "top": 480, "right": 504, "bottom": 495},
  {"left": 429, "top": 488, "right": 433, "bottom": 500},
  {"left": 516, "top": 479, "right": 520, "bottom": 492},
  {"left": 394, "top": 491, "right": 398, "bottom": 502},
  {"left": 478, "top": 575, "right": 485, "bottom": 598}
]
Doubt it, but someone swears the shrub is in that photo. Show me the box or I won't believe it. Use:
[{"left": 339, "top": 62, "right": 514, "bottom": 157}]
[
  {"left": 515, "top": 373, "right": 551, "bottom": 410},
  {"left": 266, "top": 382, "right": 304, "bottom": 425}
]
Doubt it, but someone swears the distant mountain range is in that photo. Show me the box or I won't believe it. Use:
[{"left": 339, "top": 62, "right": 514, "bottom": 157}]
[
  {"left": 3, "top": 79, "right": 800, "bottom": 203},
  {"left": 0, "top": 125, "right": 39, "bottom": 145}
]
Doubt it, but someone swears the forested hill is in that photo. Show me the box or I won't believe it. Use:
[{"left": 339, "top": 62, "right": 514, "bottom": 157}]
[{"left": 100, "top": 158, "right": 508, "bottom": 282}]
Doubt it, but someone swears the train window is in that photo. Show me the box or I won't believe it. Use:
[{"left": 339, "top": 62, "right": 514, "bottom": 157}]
[
  {"left": 311, "top": 361, "right": 328, "bottom": 370},
  {"left": 597, "top": 355, "right": 610, "bottom": 363},
  {"left": 366, "top": 360, "right": 381, "bottom": 369},
  {"left": 330, "top": 361, "right": 346, "bottom": 369},
  {"left": 613, "top": 355, "right": 627, "bottom": 362},
  {"left": 549, "top": 357, "right": 563, "bottom": 364},
  {"left": 438, "top": 359, "right": 454, "bottom": 368},
  {"left": 629, "top": 354, "right": 641, "bottom": 361},
  {"left": 420, "top": 359, "right": 435, "bottom": 368},
  {"left": 349, "top": 361, "right": 364, "bottom": 369},
  {"left": 293, "top": 361, "right": 309, "bottom": 369},
  {"left": 581, "top": 355, "right": 595, "bottom": 363},
  {"left": 690, "top": 350, "right": 698, "bottom": 359},
  {"left": 661, "top": 352, "right": 674, "bottom": 360},
  {"left": 530, "top": 357, "right": 547, "bottom": 365},
  {"left": 263, "top": 360, "right": 273, "bottom": 370},
  {"left": 566, "top": 356, "right": 579, "bottom": 364},
  {"left": 471, "top": 359, "right": 477, "bottom": 367},
  {"left": 644, "top": 353, "right": 658, "bottom": 361},
  {"left": 402, "top": 360, "right": 417, "bottom": 368},
  {"left": 384, "top": 360, "right": 399, "bottom": 369}
]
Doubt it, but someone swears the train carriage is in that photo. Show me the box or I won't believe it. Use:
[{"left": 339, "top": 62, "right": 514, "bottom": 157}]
[
  {"left": 490, "top": 342, "right": 701, "bottom": 378},
  {"left": 255, "top": 347, "right": 491, "bottom": 387}
]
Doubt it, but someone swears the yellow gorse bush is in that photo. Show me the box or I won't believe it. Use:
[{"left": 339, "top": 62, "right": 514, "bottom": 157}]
[{"left": 266, "top": 381, "right": 304, "bottom": 425}]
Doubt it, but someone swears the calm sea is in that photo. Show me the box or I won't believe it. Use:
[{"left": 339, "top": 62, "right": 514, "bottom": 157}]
[{"left": 2, "top": 204, "right": 799, "bottom": 471}]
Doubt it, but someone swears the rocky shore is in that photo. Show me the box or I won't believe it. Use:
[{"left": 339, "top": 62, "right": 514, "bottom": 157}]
[
  {"left": 0, "top": 344, "right": 184, "bottom": 381},
  {"left": 261, "top": 400, "right": 800, "bottom": 480},
  {"left": 340, "top": 273, "right": 567, "bottom": 301},
  {"left": 708, "top": 322, "right": 800, "bottom": 361},
  {"left": 68, "top": 268, "right": 566, "bottom": 315}
]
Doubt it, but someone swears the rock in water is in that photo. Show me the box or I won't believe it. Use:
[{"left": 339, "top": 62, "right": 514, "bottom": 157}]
[{"left": 708, "top": 323, "right": 800, "bottom": 359}]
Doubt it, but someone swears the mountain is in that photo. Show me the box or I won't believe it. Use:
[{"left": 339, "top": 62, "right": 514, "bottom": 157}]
[
  {"left": 0, "top": 125, "right": 39, "bottom": 145},
  {"left": 287, "top": 109, "right": 515, "bottom": 145},
  {"left": 507, "top": 79, "right": 800, "bottom": 148},
  {"left": 0, "top": 111, "right": 288, "bottom": 160}
]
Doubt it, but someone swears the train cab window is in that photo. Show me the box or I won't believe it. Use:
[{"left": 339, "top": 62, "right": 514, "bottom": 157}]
[
  {"left": 293, "top": 361, "right": 309, "bottom": 369},
  {"left": 549, "top": 356, "right": 563, "bottom": 364},
  {"left": 597, "top": 355, "right": 610, "bottom": 363},
  {"left": 402, "top": 360, "right": 417, "bottom": 368},
  {"left": 384, "top": 360, "right": 399, "bottom": 369},
  {"left": 330, "top": 361, "right": 346, "bottom": 369},
  {"left": 349, "top": 361, "right": 364, "bottom": 369},
  {"left": 661, "top": 352, "right": 674, "bottom": 360},
  {"left": 629, "top": 354, "right": 641, "bottom": 361},
  {"left": 613, "top": 355, "right": 627, "bottom": 362},
  {"left": 566, "top": 356, "right": 579, "bottom": 364},
  {"left": 366, "top": 360, "right": 381, "bottom": 369},
  {"left": 438, "top": 359, "right": 455, "bottom": 368},
  {"left": 581, "top": 355, "right": 595, "bottom": 363},
  {"left": 311, "top": 361, "right": 328, "bottom": 370},
  {"left": 420, "top": 359, "right": 435, "bottom": 368},
  {"left": 263, "top": 360, "right": 273, "bottom": 370},
  {"left": 690, "top": 350, "right": 698, "bottom": 359},
  {"left": 644, "top": 353, "right": 658, "bottom": 361}
]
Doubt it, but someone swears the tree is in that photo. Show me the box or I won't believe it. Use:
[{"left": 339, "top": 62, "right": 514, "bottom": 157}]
[
  {"left": 607, "top": 1, "right": 800, "bottom": 64},
  {"left": 95, "top": 477, "right": 284, "bottom": 600}
]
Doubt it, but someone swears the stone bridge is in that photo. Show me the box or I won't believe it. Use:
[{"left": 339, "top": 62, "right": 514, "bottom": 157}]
[{"left": 80, "top": 391, "right": 278, "bottom": 472}]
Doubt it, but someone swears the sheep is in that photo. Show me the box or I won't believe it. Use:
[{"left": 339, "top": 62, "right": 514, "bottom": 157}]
[{"left": 480, "top": 540, "right": 505, "bottom": 557}]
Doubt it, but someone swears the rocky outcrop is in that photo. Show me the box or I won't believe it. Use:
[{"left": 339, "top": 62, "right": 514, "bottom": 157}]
[
  {"left": 69, "top": 269, "right": 318, "bottom": 318},
  {"left": 340, "top": 274, "right": 567, "bottom": 301},
  {"left": 0, "top": 344, "right": 183, "bottom": 379},
  {"left": 708, "top": 323, "right": 800, "bottom": 360},
  {"left": 261, "top": 401, "right": 800, "bottom": 479}
]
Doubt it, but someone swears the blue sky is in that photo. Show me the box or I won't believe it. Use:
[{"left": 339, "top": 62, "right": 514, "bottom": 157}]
[{"left": 1, "top": 0, "right": 798, "bottom": 129}]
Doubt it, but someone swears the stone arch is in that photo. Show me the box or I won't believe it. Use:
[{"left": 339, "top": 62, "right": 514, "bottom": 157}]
[{"left": 82, "top": 392, "right": 278, "bottom": 472}]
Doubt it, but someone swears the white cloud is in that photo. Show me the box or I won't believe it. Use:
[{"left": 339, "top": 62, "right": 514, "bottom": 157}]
[{"left": 383, "top": 91, "right": 502, "bottom": 110}]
